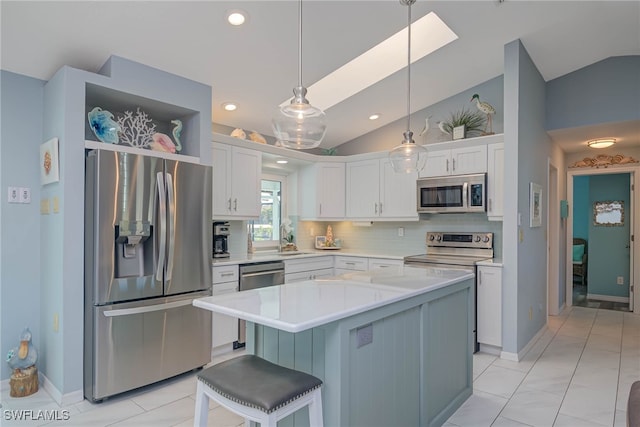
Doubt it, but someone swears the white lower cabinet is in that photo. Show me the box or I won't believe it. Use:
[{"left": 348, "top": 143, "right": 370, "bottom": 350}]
[
  {"left": 477, "top": 265, "right": 502, "bottom": 347},
  {"left": 284, "top": 257, "right": 334, "bottom": 283},
  {"left": 368, "top": 258, "right": 403, "bottom": 271},
  {"left": 211, "top": 265, "right": 239, "bottom": 351},
  {"left": 334, "top": 256, "right": 369, "bottom": 275}
]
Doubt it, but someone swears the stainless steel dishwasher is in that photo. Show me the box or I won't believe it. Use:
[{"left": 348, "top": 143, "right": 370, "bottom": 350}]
[{"left": 234, "top": 261, "right": 285, "bottom": 349}]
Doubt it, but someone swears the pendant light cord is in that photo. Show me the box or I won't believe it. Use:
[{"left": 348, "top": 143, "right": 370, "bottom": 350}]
[
  {"left": 298, "top": 0, "right": 303, "bottom": 88},
  {"left": 406, "top": 0, "right": 412, "bottom": 133}
]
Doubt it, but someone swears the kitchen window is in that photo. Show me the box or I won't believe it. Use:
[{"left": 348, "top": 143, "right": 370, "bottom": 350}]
[{"left": 250, "top": 174, "right": 287, "bottom": 249}]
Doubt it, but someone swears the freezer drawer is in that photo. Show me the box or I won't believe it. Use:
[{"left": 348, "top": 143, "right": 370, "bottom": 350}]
[{"left": 86, "top": 292, "right": 211, "bottom": 401}]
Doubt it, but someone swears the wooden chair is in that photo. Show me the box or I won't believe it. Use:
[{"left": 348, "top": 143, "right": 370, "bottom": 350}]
[{"left": 572, "top": 238, "right": 587, "bottom": 286}]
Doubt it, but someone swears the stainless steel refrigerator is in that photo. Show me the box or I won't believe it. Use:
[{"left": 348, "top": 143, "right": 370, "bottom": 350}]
[{"left": 84, "top": 149, "right": 212, "bottom": 402}]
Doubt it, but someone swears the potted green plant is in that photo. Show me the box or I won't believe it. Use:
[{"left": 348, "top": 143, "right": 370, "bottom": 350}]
[{"left": 441, "top": 108, "right": 486, "bottom": 139}]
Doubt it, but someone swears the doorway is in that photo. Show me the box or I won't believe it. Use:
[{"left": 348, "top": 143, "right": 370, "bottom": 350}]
[{"left": 566, "top": 169, "right": 636, "bottom": 312}]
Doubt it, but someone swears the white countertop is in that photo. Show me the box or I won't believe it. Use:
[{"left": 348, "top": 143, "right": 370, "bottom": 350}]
[
  {"left": 211, "top": 250, "right": 405, "bottom": 266},
  {"left": 476, "top": 258, "right": 503, "bottom": 267},
  {"left": 194, "top": 266, "right": 474, "bottom": 333}
]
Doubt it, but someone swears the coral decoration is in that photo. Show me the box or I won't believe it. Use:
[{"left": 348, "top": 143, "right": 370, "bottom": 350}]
[{"left": 116, "top": 108, "right": 157, "bottom": 148}]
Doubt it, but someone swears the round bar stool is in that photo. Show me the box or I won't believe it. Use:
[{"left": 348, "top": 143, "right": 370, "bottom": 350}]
[{"left": 194, "top": 355, "right": 323, "bottom": 427}]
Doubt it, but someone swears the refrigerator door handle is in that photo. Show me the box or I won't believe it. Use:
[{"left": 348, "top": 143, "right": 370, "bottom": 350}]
[
  {"left": 102, "top": 299, "right": 194, "bottom": 317},
  {"left": 156, "top": 172, "right": 167, "bottom": 282},
  {"left": 166, "top": 172, "right": 175, "bottom": 281}
]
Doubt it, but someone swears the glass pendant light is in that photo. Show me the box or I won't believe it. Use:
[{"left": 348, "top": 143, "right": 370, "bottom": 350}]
[
  {"left": 272, "top": 0, "right": 327, "bottom": 149},
  {"left": 389, "top": 0, "right": 427, "bottom": 173}
]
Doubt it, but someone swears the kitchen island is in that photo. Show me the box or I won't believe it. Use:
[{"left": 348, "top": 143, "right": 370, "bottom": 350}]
[{"left": 194, "top": 266, "right": 474, "bottom": 427}]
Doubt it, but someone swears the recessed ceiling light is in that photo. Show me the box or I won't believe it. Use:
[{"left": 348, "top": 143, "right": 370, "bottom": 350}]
[
  {"left": 226, "top": 10, "right": 247, "bottom": 26},
  {"left": 280, "top": 12, "right": 458, "bottom": 111},
  {"left": 276, "top": 159, "right": 289, "bottom": 164},
  {"left": 222, "top": 102, "right": 237, "bottom": 111},
  {"left": 369, "top": 114, "right": 380, "bottom": 120}
]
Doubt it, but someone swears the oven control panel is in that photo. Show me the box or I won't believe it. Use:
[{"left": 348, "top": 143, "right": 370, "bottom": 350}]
[{"left": 426, "top": 232, "right": 493, "bottom": 249}]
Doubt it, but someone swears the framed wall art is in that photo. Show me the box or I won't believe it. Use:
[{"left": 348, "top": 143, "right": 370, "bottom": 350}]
[
  {"left": 593, "top": 200, "right": 624, "bottom": 226},
  {"left": 529, "top": 182, "right": 542, "bottom": 227},
  {"left": 40, "top": 137, "right": 60, "bottom": 185}
]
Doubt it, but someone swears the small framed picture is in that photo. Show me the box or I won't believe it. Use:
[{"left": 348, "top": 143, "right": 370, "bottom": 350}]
[
  {"left": 315, "top": 236, "right": 326, "bottom": 249},
  {"left": 40, "top": 137, "right": 60, "bottom": 185},
  {"left": 529, "top": 182, "right": 542, "bottom": 227}
]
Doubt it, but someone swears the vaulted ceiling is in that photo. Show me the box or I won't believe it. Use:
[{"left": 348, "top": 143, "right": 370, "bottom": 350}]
[{"left": 2, "top": 1, "right": 639, "bottom": 151}]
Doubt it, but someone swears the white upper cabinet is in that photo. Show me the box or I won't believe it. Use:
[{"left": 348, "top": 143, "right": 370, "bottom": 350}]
[
  {"left": 212, "top": 143, "right": 261, "bottom": 219},
  {"left": 299, "top": 162, "right": 345, "bottom": 220},
  {"left": 346, "top": 157, "right": 418, "bottom": 220},
  {"left": 487, "top": 142, "right": 504, "bottom": 221},
  {"left": 420, "top": 145, "right": 487, "bottom": 178}
]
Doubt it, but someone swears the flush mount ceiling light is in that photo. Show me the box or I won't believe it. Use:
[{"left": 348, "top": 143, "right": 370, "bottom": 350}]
[
  {"left": 276, "top": 159, "right": 289, "bottom": 164},
  {"left": 369, "top": 114, "right": 381, "bottom": 121},
  {"left": 389, "top": 0, "right": 427, "bottom": 174},
  {"left": 587, "top": 138, "right": 616, "bottom": 149},
  {"left": 222, "top": 102, "right": 237, "bottom": 111},
  {"left": 271, "top": 0, "right": 327, "bottom": 150},
  {"left": 226, "top": 10, "right": 247, "bottom": 26}
]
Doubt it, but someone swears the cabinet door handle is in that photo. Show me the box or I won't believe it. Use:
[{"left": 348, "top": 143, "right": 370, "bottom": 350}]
[
  {"left": 220, "top": 272, "right": 235, "bottom": 277},
  {"left": 374, "top": 203, "right": 378, "bottom": 214},
  {"left": 234, "top": 198, "right": 238, "bottom": 211},
  {"left": 446, "top": 159, "right": 449, "bottom": 172},
  {"left": 452, "top": 158, "right": 456, "bottom": 171},
  {"left": 227, "top": 198, "right": 232, "bottom": 211},
  {"left": 379, "top": 202, "right": 383, "bottom": 214},
  {"left": 319, "top": 203, "right": 322, "bottom": 216},
  {"left": 345, "top": 262, "right": 355, "bottom": 266},
  {"left": 489, "top": 199, "right": 492, "bottom": 212},
  {"left": 478, "top": 271, "right": 482, "bottom": 285}
]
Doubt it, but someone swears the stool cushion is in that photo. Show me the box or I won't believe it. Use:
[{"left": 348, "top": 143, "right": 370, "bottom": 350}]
[
  {"left": 629, "top": 381, "right": 640, "bottom": 427},
  {"left": 197, "top": 355, "right": 322, "bottom": 414}
]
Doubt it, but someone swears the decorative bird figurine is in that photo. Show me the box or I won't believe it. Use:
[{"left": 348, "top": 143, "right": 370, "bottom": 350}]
[
  {"left": 6, "top": 327, "right": 38, "bottom": 373},
  {"left": 419, "top": 115, "right": 432, "bottom": 136},
  {"left": 470, "top": 94, "right": 496, "bottom": 135},
  {"left": 171, "top": 119, "right": 183, "bottom": 152},
  {"left": 437, "top": 121, "right": 449, "bottom": 135},
  {"left": 88, "top": 107, "right": 121, "bottom": 144}
]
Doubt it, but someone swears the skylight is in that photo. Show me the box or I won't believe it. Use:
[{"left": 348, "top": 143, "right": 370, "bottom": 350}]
[{"left": 280, "top": 12, "right": 458, "bottom": 111}]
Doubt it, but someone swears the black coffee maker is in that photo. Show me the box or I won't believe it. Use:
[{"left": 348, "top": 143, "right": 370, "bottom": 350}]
[{"left": 213, "top": 221, "right": 230, "bottom": 258}]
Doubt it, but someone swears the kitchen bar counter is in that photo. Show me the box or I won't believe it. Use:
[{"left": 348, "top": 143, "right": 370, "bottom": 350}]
[{"left": 194, "top": 267, "right": 474, "bottom": 426}]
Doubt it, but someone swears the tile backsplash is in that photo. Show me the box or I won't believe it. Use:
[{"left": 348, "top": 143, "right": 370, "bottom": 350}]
[
  {"left": 223, "top": 214, "right": 502, "bottom": 259},
  {"left": 296, "top": 214, "right": 503, "bottom": 258}
]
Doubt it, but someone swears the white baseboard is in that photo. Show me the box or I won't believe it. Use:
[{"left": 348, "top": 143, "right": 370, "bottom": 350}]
[
  {"left": 479, "top": 344, "right": 501, "bottom": 356},
  {"left": 40, "top": 372, "right": 84, "bottom": 406},
  {"left": 586, "top": 293, "right": 629, "bottom": 303},
  {"left": 500, "top": 324, "right": 547, "bottom": 362}
]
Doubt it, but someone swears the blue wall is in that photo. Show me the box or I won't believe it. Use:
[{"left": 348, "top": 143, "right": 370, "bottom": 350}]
[
  {"left": 587, "top": 173, "right": 630, "bottom": 298},
  {"left": 573, "top": 175, "right": 590, "bottom": 239},
  {"left": 0, "top": 70, "right": 45, "bottom": 381},
  {"left": 546, "top": 56, "right": 640, "bottom": 130}
]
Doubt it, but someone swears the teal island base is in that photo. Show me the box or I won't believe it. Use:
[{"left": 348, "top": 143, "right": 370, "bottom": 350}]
[{"left": 245, "top": 278, "right": 474, "bottom": 427}]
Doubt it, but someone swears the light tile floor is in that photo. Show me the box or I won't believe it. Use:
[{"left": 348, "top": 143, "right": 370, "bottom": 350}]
[{"left": 1, "top": 306, "right": 638, "bottom": 426}]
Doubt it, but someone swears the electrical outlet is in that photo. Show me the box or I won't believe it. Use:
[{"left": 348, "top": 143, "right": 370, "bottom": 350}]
[
  {"left": 309, "top": 227, "right": 315, "bottom": 237},
  {"left": 19, "top": 187, "right": 31, "bottom": 204},
  {"left": 7, "top": 187, "right": 19, "bottom": 203},
  {"left": 617, "top": 276, "right": 624, "bottom": 285}
]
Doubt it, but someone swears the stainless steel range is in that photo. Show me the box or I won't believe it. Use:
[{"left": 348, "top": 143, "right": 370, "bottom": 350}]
[{"left": 404, "top": 231, "right": 494, "bottom": 352}]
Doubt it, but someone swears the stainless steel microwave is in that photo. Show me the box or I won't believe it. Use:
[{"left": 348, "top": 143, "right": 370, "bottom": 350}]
[{"left": 417, "top": 173, "right": 486, "bottom": 213}]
